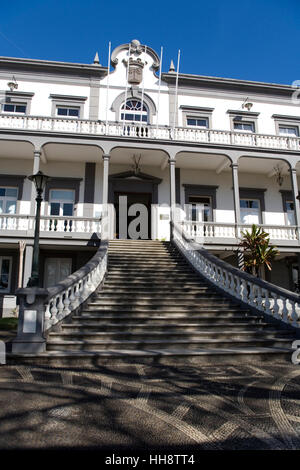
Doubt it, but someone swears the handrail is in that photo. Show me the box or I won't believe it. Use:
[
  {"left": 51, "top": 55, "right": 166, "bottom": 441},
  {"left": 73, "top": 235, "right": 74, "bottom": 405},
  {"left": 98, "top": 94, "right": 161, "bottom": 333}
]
[
  {"left": 44, "top": 240, "right": 108, "bottom": 330},
  {"left": 172, "top": 222, "right": 300, "bottom": 328}
]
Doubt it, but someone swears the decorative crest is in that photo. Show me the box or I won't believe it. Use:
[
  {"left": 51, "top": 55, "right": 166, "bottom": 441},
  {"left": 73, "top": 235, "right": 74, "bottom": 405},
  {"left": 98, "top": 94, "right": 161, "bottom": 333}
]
[{"left": 132, "top": 154, "right": 142, "bottom": 175}]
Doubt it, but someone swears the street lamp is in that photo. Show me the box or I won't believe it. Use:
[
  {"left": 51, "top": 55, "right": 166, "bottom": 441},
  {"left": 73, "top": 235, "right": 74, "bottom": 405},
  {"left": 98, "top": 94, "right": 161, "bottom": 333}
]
[{"left": 27, "top": 171, "right": 50, "bottom": 287}]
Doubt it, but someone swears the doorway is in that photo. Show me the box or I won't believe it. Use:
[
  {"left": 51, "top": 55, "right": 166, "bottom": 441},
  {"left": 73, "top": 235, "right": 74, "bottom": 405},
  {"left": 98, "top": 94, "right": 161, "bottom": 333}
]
[{"left": 114, "top": 191, "right": 152, "bottom": 239}]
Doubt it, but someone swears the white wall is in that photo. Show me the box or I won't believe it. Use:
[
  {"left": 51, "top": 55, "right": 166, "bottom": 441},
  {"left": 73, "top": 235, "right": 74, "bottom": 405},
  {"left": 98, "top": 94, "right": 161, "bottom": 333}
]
[{"left": 0, "top": 78, "right": 91, "bottom": 119}]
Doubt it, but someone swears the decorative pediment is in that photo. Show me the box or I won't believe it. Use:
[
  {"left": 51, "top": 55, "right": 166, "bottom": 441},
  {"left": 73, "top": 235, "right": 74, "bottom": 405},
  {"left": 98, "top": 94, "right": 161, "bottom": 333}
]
[{"left": 109, "top": 170, "right": 162, "bottom": 184}]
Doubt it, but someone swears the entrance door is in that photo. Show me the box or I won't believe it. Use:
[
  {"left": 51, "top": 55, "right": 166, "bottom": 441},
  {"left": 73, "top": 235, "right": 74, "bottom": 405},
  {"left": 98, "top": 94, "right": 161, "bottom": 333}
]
[
  {"left": 44, "top": 258, "right": 72, "bottom": 288},
  {"left": 114, "top": 192, "right": 152, "bottom": 239}
]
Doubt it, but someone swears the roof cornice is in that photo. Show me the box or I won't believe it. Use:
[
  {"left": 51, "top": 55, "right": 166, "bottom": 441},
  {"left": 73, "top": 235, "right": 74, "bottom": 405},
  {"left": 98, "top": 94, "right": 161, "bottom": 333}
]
[
  {"left": 0, "top": 56, "right": 108, "bottom": 78},
  {"left": 162, "top": 72, "right": 295, "bottom": 97}
]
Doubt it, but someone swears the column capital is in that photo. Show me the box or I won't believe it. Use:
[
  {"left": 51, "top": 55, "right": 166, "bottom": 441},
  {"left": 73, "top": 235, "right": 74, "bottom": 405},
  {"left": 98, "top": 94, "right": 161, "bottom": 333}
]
[
  {"left": 102, "top": 153, "right": 110, "bottom": 161},
  {"left": 168, "top": 158, "right": 176, "bottom": 164},
  {"left": 33, "top": 150, "right": 41, "bottom": 157},
  {"left": 289, "top": 167, "right": 297, "bottom": 174}
]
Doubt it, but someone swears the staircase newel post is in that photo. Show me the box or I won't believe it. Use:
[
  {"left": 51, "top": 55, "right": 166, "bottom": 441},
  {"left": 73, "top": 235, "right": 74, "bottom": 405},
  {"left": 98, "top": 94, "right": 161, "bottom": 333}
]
[{"left": 12, "top": 287, "right": 48, "bottom": 353}]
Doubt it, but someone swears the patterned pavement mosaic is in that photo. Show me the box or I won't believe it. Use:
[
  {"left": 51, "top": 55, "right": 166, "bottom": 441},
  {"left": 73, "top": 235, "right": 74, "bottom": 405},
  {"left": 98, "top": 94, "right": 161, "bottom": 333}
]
[{"left": 0, "top": 361, "right": 299, "bottom": 451}]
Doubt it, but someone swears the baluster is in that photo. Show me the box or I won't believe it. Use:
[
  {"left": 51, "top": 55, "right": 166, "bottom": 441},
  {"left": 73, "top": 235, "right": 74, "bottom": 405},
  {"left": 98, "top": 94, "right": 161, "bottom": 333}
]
[
  {"left": 69, "top": 285, "right": 77, "bottom": 310},
  {"left": 281, "top": 296, "right": 289, "bottom": 323},
  {"left": 239, "top": 279, "right": 246, "bottom": 301},
  {"left": 57, "top": 295, "right": 64, "bottom": 320},
  {"left": 82, "top": 275, "right": 92, "bottom": 300},
  {"left": 44, "top": 303, "right": 51, "bottom": 330},
  {"left": 73, "top": 283, "right": 81, "bottom": 308},
  {"left": 263, "top": 289, "right": 270, "bottom": 313},
  {"left": 63, "top": 288, "right": 71, "bottom": 316},
  {"left": 256, "top": 286, "right": 263, "bottom": 311},
  {"left": 248, "top": 282, "right": 256, "bottom": 307},
  {"left": 50, "top": 297, "right": 58, "bottom": 325},
  {"left": 224, "top": 271, "right": 230, "bottom": 292},
  {"left": 291, "top": 301, "right": 299, "bottom": 327},
  {"left": 272, "top": 293, "right": 280, "bottom": 319},
  {"left": 229, "top": 273, "right": 235, "bottom": 294}
]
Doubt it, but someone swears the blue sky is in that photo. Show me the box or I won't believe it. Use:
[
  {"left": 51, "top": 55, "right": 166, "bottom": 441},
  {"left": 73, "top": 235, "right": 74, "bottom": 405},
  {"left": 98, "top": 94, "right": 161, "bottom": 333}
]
[{"left": 0, "top": 0, "right": 299, "bottom": 85}]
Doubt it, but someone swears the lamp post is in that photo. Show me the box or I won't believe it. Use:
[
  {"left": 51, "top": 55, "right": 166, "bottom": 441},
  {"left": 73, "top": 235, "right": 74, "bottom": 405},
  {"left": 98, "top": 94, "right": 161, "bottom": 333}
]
[{"left": 27, "top": 171, "right": 50, "bottom": 287}]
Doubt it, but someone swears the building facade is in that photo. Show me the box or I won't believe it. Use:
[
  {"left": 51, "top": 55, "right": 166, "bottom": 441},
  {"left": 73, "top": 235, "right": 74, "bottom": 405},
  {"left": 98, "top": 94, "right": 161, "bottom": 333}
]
[{"left": 1, "top": 39, "right": 300, "bottom": 315}]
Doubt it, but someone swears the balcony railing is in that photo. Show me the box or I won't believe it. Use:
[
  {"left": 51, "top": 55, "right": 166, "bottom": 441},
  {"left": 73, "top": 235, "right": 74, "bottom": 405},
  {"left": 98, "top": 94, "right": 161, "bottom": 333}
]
[
  {"left": 0, "top": 114, "right": 300, "bottom": 151},
  {"left": 0, "top": 214, "right": 101, "bottom": 237},
  {"left": 182, "top": 220, "right": 299, "bottom": 242}
]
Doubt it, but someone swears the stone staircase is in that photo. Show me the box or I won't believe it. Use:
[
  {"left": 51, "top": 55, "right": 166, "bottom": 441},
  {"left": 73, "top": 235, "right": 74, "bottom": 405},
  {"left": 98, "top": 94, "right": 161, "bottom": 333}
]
[
  {"left": 10, "top": 240, "right": 297, "bottom": 365},
  {"left": 37, "top": 239, "right": 295, "bottom": 366}
]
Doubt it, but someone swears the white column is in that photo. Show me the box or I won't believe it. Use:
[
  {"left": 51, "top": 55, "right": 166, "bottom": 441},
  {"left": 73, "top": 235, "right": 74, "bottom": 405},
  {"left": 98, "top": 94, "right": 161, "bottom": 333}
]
[
  {"left": 231, "top": 163, "right": 240, "bottom": 238},
  {"left": 169, "top": 157, "right": 176, "bottom": 238},
  {"left": 102, "top": 153, "right": 111, "bottom": 239},
  {"left": 290, "top": 168, "right": 300, "bottom": 243},
  {"left": 102, "top": 154, "right": 110, "bottom": 205}
]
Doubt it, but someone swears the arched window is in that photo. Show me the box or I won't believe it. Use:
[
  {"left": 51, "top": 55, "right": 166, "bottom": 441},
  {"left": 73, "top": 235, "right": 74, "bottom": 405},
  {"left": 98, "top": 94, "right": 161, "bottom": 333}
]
[{"left": 120, "top": 99, "right": 148, "bottom": 123}]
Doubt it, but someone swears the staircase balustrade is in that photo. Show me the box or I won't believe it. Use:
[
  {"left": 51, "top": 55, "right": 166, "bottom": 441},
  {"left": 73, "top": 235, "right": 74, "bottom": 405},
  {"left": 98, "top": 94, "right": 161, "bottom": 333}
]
[
  {"left": 12, "top": 240, "right": 108, "bottom": 353},
  {"left": 172, "top": 222, "right": 300, "bottom": 329},
  {"left": 45, "top": 241, "right": 108, "bottom": 330}
]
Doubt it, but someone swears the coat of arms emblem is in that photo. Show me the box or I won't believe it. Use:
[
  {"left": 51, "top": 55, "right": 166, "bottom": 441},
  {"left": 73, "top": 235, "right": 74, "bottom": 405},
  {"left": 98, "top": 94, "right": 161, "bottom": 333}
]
[{"left": 128, "top": 57, "right": 144, "bottom": 85}]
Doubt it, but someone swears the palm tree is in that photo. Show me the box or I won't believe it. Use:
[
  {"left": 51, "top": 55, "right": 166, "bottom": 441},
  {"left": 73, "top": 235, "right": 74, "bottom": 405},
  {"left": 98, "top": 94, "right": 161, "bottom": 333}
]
[{"left": 239, "top": 224, "right": 279, "bottom": 277}]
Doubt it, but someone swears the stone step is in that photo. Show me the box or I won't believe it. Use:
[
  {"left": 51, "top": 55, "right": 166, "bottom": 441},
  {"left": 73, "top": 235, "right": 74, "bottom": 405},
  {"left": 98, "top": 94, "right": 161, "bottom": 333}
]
[
  {"left": 97, "top": 293, "right": 224, "bottom": 301},
  {"left": 108, "top": 253, "right": 183, "bottom": 258},
  {"left": 108, "top": 260, "right": 188, "bottom": 265},
  {"left": 84, "top": 305, "right": 249, "bottom": 313},
  {"left": 88, "top": 300, "right": 239, "bottom": 308},
  {"left": 108, "top": 248, "right": 174, "bottom": 252},
  {"left": 105, "top": 273, "right": 201, "bottom": 280},
  {"left": 50, "top": 323, "right": 282, "bottom": 334},
  {"left": 46, "top": 336, "right": 293, "bottom": 351},
  {"left": 108, "top": 263, "right": 194, "bottom": 274},
  {"left": 103, "top": 281, "right": 209, "bottom": 288},
  {"left": 72, "top": 312, "right": 257, "bottom": 322},
  {"left": 100, "top": 287, "right": 214, "bottom": 294},
  {"left": 108, "top": 252, "right": 184, "bottom": 257},
  {"left": 8, "top": 348, "right": 293, "bottom": 367}
]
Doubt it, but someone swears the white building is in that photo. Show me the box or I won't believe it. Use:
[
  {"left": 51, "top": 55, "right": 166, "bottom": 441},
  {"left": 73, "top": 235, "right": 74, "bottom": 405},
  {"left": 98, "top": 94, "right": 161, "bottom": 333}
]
[{"left": 1, "top": 38, "right": 300, "bottom": 315}]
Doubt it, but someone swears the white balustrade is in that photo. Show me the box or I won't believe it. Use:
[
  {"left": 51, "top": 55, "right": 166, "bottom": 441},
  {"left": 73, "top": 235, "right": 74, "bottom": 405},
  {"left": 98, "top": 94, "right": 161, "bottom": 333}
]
[
  {"left": 44, "top": 243, "right": 108, "bottom": 330},
  {"left": 0, "top": 214, "right": 101, "bottom": 236},
  {"left": 1, "top": 113, "right": 300, "bottom": 151},
  {"left": 173, "top": 222, "right": 300, "bottom": 329},
  {"left": 182, "top": 220, "right": 298, "bottom": 242}
]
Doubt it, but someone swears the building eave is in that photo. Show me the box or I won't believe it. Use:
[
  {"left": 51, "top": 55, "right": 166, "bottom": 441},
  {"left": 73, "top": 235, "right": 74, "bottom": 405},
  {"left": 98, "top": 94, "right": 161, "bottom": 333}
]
[
  {"left": 162, "top": 72, "right": 295, "bottom": 98},
  {"left": 0, "top": 56, "right": 108, "bottom": 78}
]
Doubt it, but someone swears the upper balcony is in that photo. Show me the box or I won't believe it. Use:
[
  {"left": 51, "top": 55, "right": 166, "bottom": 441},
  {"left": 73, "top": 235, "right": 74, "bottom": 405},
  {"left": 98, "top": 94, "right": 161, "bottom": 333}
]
[{"left": 0, "top": 114, "right": 300, "bottom": 152}]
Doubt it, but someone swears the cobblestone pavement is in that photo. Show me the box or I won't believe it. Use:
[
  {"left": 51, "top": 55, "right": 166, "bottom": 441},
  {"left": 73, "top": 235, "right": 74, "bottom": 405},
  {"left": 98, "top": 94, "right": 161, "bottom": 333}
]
[{"left": 0, "top": 361, "right": 299, "bottom": 451}]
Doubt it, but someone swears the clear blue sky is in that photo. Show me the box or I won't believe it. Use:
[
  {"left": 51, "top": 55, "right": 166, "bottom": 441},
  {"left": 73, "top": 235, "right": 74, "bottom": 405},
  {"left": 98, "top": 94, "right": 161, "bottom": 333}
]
[{"left": 0, "top": 0, "right": 299, "bottom": 85}]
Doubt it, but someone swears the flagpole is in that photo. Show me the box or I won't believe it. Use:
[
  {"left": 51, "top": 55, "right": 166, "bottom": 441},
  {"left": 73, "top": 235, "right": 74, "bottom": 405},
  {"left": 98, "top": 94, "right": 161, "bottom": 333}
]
[
  {"left": 173, "top": 49, "right": 180, "bottom": 134},
  {"left": 122, "top": 44, "right": 131, "bottom": 132},
  {"left": 140, "top": 45, "right": 147, "bottom": 126},
  {"left": 105, "top": 41, "right": 111, "bottom": 134},
  {"left": 156, "top": 46, "right": 163, "bottom": 134}
]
